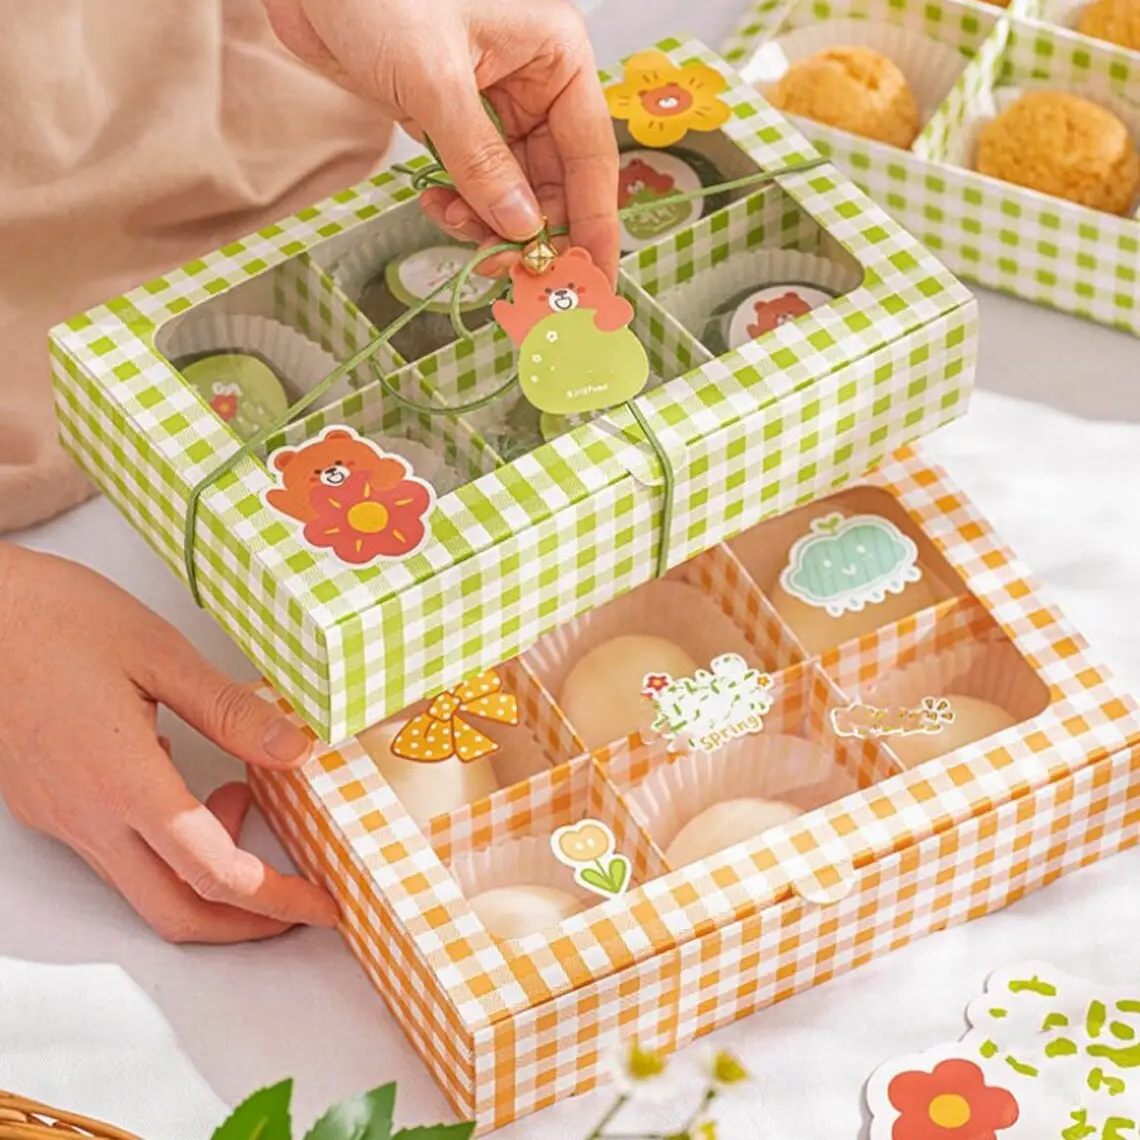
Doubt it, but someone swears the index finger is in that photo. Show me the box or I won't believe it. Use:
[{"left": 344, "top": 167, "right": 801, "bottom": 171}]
[
  {"left": 548, "top": 65, "right": 622, "bottom": 281},
  {"left": 126, "top": 757, "right": 339, "bottom": 929}
]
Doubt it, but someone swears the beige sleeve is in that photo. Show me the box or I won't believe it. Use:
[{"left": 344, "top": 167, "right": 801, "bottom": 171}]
[{"left": 0, "top": 0, "right": 391, "bottom": 535}]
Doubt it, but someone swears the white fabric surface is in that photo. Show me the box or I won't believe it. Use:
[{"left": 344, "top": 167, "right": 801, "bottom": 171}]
[
  {"left": 5, "top": 5, "right": 1140, "bottom": 1135},
  {"left": 0, "top": 958, "right": 229, "bottom": 1138}
]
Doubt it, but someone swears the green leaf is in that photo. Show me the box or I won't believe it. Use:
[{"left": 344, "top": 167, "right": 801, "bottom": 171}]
[
  {"left": 212, "top": 1080, "right": 293, "bottom": 1140},
  {"left": 393, "top": 1124, "right": 476, "bottom": 1140},
  {"left": 607, "top": 855, "right": 630, "bottom": 893},
  {"left": 579, "top": 866, "right": 615, "bottom": 894},
  {"left": 305, "top": 1083, "right": 397, "bottom": 1140}
]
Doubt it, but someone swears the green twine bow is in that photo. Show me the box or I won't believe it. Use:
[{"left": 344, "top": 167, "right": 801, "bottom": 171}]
[{"left": 181, "top": 154, "right": 828, "bottom": 606}]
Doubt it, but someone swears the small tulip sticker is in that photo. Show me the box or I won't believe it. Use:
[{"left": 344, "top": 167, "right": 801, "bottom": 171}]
[{"left": 551, "top": 820, "right": 631, "bottom": 899}]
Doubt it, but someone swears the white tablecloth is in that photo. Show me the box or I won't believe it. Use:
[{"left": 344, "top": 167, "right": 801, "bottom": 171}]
[{"left": 4, "top": 5, "right": 1140, "bottom": 1136}]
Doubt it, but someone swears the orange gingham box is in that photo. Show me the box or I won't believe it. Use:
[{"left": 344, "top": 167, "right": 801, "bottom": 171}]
[{"left": 250, "top": 446, "right": 1140, "bottom": 1133}]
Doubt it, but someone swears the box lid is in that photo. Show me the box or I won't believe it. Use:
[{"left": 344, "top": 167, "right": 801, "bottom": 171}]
[{"left": 50, "top": 37, "right": 977, "bottom": 741}]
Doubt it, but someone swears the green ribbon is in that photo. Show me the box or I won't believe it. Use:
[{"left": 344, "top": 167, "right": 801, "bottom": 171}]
[{"left": 182, "top": 155, "right": 828, "bottom": 606}]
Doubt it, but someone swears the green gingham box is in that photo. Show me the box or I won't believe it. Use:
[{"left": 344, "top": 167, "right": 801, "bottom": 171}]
[
  {"left": 49, "top": 37, "right": 977, "bottom": 743},
  {"left": 724, "top": 0, "right": 1140, "bottom": 336}
]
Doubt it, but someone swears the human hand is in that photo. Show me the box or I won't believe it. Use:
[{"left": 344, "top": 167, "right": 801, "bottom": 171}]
[
  {"left": 264, "top": 0, "right": 621, "bottom": 279},
  {"left": 0, "top": 544, "right": 339, "bottom": 944}
]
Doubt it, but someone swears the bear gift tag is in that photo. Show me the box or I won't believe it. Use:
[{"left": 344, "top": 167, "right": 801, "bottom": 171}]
[
  {"left": 492, "top": 247, "right": 650, "bottom": 417},
  {"left": 263, "top": 426, "right": 436, "bottom": 566}
]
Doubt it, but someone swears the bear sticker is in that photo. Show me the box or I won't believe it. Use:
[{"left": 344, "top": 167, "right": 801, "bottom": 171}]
[
  {"left": 492, "top": 247, "right": 650, "bottom": 416},
  {"left": 263, "top": 426, "right": 435, "bottom": 566},
  {"left": 617, "top": 150, "right": 702, "bottom": 250},
  {"left": 726, "top": 283, "right": 836, "bottom": 351}
]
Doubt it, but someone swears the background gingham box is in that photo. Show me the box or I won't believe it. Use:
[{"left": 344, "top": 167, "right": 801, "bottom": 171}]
[
  {"left": 49, "top": 36, "right": 977, "bottom": 743},
  {"left": 723, "top": 0, "right": 1140, "bottom": 337},
  {"left": 250, "top": 447, "right": 1140, "bottom": 1133}
]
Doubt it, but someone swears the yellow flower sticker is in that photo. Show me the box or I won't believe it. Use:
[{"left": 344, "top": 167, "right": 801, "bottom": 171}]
[
  {"left": 551, "top": 819, "right": 631, "bottom": 898},
  {"left": 605, "top": 51, "right": 732, "bottom": 148}
]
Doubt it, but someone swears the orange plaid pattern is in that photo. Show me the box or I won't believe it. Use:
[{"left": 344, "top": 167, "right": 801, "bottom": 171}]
[{"left": 249, "top": 448, "right": 1140, "bottom": 1133}]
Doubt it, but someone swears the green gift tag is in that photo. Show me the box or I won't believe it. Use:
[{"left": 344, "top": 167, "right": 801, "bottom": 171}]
[{"left": 492, "top": 247, "right": 650, "bottom": 417}]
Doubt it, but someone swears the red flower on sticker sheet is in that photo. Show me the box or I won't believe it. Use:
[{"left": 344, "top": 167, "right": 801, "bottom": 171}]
[
  {"left": 888, "top": 1059, "right": 1019, "bottom": 1140},
  {"left": 642, "top": 673, "right": 673, "bottom": 698},
  {"left": 304, "top": 468, "right": 432, "bottom": 564}
]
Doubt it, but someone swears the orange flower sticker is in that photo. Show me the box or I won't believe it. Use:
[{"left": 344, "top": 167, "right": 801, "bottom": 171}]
[
  {"left": 390, "top": 670, "right": 519, "bottom": 764},
  {"left": 606, "top": 51, "right": 732, "bottom": 148}
]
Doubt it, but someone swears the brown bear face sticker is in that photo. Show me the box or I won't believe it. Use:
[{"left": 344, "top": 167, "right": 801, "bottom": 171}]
[
  {"left": 618, "top": 158, "right": 675, "bottom": 208},
  {"left": 747, "top": 291, "right": 814, "bottom": 338}
]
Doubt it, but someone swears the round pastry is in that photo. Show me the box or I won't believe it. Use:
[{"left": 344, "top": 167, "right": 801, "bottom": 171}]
[
  {"left": 617, "top": 146, "right": 727, "bottom": 253},
  {"left": 1077, "top": 0, "right": 1140, "bottom": 52},
  {"left": 358, "top": 720, "right": 499, "bottom": 827},
  {"left": 888, "top": 694, "right": 1018, "bottom": 769},
  {"left": 767, "top": 46, "right": 921, "bottom": 149},
  {"left": 469, "top": 885, "right": 585, "bottom": 942},
  {"left": 666, "top": 797, "right": 803, "bottom": 867},
  {"left": 704, "top": 282, "right": 837, "bottom": 353},
  {"left": 771, "top": 575, "right": 938, "bottom": 655},
  {"left": 976, "top": 90, "right": 1140, "bottom": 216},
  {"left": 179, "top": 351, "right": 289, "bottom": 440},
  {"left": 769, "top": 511, "right": 940, "bottom": 655},
  {"left": 559, "top": 634, "right": 700, "bottom": 750},
  {"left": 355, "top": 244, "right": 505, "bottom": 361}
]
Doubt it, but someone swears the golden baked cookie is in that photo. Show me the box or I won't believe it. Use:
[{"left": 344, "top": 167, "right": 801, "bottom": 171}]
[
  {"left": 767, "top": 46, "right": 921, "bottom": 149},
  {"left": 1076, "top": 0, "right": 1140, "bottom": 51},
  {"left": 976, "top": 89, "right": 1140, "bottom": 215}
]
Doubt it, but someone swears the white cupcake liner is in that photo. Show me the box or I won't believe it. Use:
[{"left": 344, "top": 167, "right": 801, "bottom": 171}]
[
  {"left": 330, "top": 224, "right": 431, "bottom": 305},
  {"left": 525, "top": 580, "right": 762, "bottom": 743},
  {"left": 860, "top": 635, "right": 1050, "bottom": 727},
  {"left": 161, "top": 313, "right": 352, "bottom": 407},
  {"left": 448, "top": 835, "right": 596, "bottom": 946},
  {"left": 943, "top": 81, "right": 1140, "bottom": 216},
  {"left": 626, "top": 734, "right": 841, "bottom": 862},
  {"left": 369, "top": 434, "right": 464, "bottom": 497},
  {"left": 679, "top": 249, "right": 864, "bottom": 350},
  {"left": 744, "top": 19, "right": 970, "bottom": 129}
]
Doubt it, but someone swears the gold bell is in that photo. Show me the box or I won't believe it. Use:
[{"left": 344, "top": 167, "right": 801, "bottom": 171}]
[{"left": 521, "top": 221, "right": 557, "bottom": 276}]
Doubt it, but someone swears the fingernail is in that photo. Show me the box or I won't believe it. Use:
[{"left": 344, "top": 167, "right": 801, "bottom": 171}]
[
  {"left": 262, "top": 719, "right": 311, "bottom": 766},
  {"left": 490, "top": 187, "right": 543, "bottom": 240}
]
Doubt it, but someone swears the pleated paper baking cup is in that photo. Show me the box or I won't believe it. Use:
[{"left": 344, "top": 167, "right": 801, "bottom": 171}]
[
  {"left": 162, "top": 313, "right": 350, "bottom": 406},
  {"left": 524, "top": 580, "right": 763, "bottom": 744},
  {"left": 625, "top": 735, "right": 834, "bottom": 866},
  {"left": 861, "top": 635, "right": 1050, "bottom": 728},
  {"left": 942, "top": 82, "right": 1140, "bottom": 216},
  {"left": 370, "top": 434, "right": 464, "bottom": 497},
  {"left": 448, "top": 835, "right": 597, "bottom": 946},
  {"left": 691, "top": 249, "right": 865, "bottom": 354},
  {"left": 742, "top": 19, "right": 969, "bottom": 128}
]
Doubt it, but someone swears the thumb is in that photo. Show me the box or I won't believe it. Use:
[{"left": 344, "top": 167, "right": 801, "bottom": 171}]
[
  {"left": 412, "top": 76, "right": 543, "bottom": 243},
  {"left": 139, "top": 632, "right": 312, "bottom": 771}
]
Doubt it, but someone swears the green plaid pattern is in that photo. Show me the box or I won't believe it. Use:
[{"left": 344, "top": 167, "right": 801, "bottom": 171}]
[
  {"left": 50, "top": 38, "right": 976, "bottom": 742},
  {"left": 724, "top": 0, "right": 1140, "bottom": 335}
]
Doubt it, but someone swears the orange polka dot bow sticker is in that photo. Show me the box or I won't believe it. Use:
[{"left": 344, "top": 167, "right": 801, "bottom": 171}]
[
  {"left": 390, "top": 669, "right": 519, "bottom": 763},
  {"left": 605, "top": 50, "right": 732, "bottom": 149}
]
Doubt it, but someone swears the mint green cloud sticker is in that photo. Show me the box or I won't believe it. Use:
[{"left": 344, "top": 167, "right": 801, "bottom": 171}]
[{"left": 779, "top": 512, "right": 922, "bottom": 617}]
